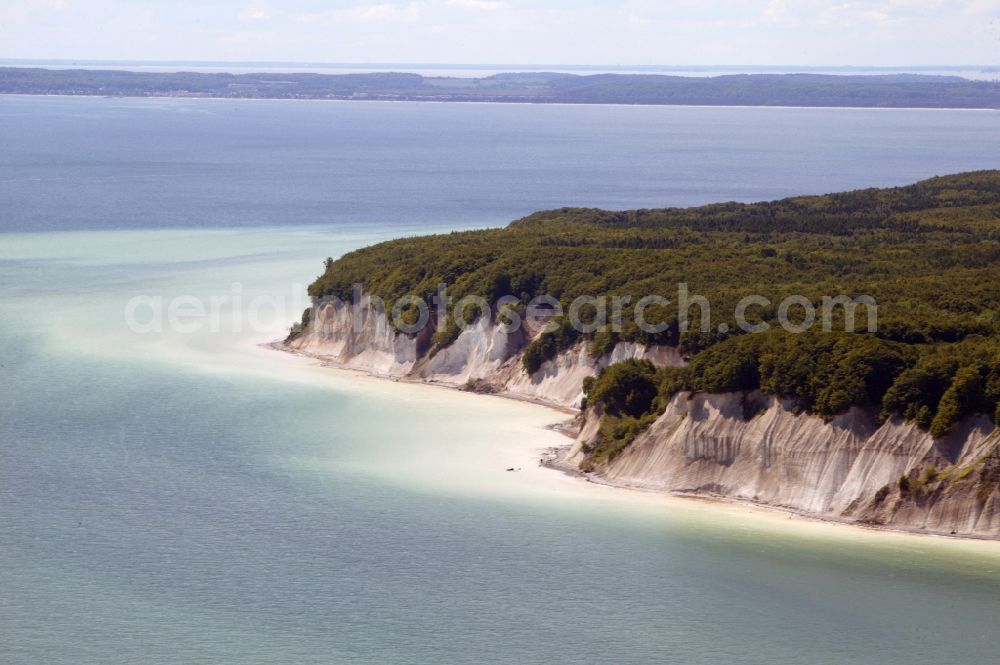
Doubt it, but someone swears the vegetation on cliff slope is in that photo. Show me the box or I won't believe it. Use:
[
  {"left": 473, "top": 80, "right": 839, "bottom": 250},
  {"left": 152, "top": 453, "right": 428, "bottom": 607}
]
[{"left": 307, "top": 171, "right": 1000, "bottom": 444}]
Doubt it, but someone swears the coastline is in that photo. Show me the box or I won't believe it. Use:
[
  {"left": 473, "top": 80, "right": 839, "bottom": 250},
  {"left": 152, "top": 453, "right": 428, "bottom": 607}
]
[
  {"left": 3, "top": 92, "right": 1000, "bottom": 112},
  {"left": 267, "top": 340, "right": 580, "bottom": 415},
  {"left": 268, "top": 339, "right": 999, "bottom": 544},
  {"left": 540, "top": 444, "right": 1000, "bottom": 543}
]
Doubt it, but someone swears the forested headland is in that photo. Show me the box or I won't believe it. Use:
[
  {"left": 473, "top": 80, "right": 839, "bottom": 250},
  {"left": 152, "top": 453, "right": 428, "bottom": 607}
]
[{"left": 306, "top": 171, "right": 1000, "bottom": 456}]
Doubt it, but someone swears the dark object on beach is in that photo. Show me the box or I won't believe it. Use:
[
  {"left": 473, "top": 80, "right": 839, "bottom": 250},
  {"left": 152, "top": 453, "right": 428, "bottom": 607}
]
[{"left": 463, "top": 378, "right": 499, "bottom": 394}]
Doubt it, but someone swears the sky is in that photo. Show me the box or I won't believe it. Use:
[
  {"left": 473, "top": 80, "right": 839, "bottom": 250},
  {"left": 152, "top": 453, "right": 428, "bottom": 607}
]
[{"left": 0, "top": 0, "right": 997, "bottom": 66}]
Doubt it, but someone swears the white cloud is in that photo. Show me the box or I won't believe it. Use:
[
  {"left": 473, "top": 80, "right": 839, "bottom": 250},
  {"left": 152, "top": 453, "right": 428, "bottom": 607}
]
[
  {"left": 887, "top": 0, "right": 948, "bottom": 12},
  {"left": 625, "top": 13, "right": 649, "bottom": 25},
  {"left": 239, "top": 4, "right": 272, "bottom": 22},
  {"left": 959, "top": 0, "right": 1000, "bottom": 15},
  {"left": 760, "top": 0, "right": 796, "bottom": 25},
  {"left": 221, "top": 30, "right": 283, "bottom": 47},
  {"left": 0, "top": 0, "right": 68, "bottom": 27},
  {"left": 298, "top": 2, "right": 421, "bottom": 25},
  {"left": 357, "top": 3, "right": 420, "bottom": 21},
  {"left": 815, "top": 3, "right": 893, "bottom": 28},
  {"left": 447, "top": 0, "right": 509, "bottom": 10},
  {"left": 1, "top": 0, "right": 997, "bottom": 66}
]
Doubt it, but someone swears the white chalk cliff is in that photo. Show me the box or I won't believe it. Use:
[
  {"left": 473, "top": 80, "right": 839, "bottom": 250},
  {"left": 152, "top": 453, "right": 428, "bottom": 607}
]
[
  {"left": 572, "top": 392, "right": 1000, "bottom": 537},
  {"left": 286, "top": 294, "right": 682, "bottom": 409},
  {"left": 286, "top": 295, "right": 1000, "bottom": 537}
]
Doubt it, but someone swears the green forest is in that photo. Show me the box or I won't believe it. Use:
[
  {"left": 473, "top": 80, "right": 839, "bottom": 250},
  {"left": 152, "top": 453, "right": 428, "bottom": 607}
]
[{"left": 307, "top": 171, "right": 1000, "bottom": 459}]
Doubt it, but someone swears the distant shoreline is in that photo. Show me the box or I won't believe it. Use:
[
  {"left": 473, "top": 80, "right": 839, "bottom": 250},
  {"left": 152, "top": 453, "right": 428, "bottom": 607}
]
[
  {"left": 4, "top": 91, "right": 1000, "bottom": 113},
  {"left": 4, "top": 67, "right": 1000, "bottom": 110}
]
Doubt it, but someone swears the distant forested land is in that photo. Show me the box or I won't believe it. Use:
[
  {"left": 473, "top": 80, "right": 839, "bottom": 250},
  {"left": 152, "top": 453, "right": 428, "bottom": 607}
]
[{"left": 3, "top": 67, "right": 1000, "bottom": 108}]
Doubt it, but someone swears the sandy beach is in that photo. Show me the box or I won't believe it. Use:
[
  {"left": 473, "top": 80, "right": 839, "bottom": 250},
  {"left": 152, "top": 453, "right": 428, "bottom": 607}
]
[{"left": 267, "top": 339, "right": 1000, "bottom": 553}]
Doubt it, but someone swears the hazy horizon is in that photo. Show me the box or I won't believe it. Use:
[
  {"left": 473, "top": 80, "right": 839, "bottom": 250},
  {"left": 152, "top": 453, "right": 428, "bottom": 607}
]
[
  {"left": 3, "top": 59, "right": 999, "bottom": 81},
  {"left": 3, "top": 59, "right": 997, "bottom": 68},
  {"left": 2, "top": 1, "right": 997, "bottom": 67}
]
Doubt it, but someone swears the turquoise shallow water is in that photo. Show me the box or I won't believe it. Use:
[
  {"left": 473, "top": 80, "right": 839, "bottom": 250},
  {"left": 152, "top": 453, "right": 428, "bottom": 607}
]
[
  {"left": 2, "top": 227, "right": 1000, "bottom": 665},
  {"left": 2, "top": 96, "right": 1000, "bottom": 664}
]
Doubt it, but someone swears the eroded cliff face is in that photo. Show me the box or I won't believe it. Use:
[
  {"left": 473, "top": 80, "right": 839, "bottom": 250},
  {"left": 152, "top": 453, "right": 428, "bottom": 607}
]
[
  {"left": 286, "top": 295, "right": 1000, "bottom": 536},
  {"left": 289, "top": 293, "right": 424, "bottom": 376},
  {"left": 285, "top": 295, "right": 682, "bottom": 409},
  {"left": 573, "top": 392, "right": 1000, "bottom": 537}
]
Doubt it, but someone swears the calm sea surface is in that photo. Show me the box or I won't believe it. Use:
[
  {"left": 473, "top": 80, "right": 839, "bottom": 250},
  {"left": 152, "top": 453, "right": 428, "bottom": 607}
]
[
  {"left": 1, "top": 95, "right": 999, "bottom": 664},
  {"left": 3, "top": 95, "right": 1000, "bottom": 232}
]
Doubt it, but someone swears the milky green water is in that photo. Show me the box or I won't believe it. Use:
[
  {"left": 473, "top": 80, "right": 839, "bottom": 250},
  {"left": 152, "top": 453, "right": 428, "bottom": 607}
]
[{"left": 2, "top": 226, "right": 1000, "bottom": 665}]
